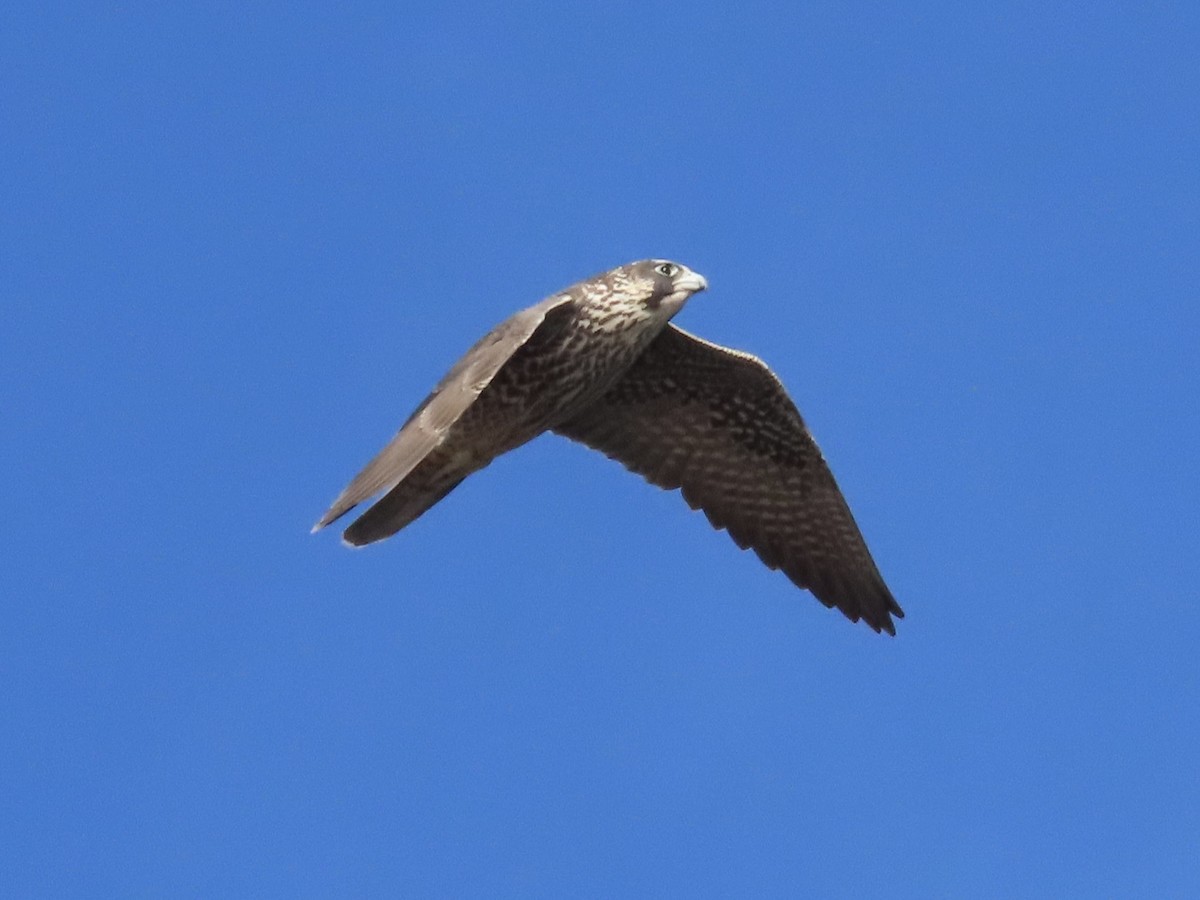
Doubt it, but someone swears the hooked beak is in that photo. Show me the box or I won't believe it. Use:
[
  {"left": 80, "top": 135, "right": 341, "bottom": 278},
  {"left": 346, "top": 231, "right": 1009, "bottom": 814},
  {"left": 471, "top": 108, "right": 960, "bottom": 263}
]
[{"left": 674, "top": 269, "right": 708, "bottom": 294}]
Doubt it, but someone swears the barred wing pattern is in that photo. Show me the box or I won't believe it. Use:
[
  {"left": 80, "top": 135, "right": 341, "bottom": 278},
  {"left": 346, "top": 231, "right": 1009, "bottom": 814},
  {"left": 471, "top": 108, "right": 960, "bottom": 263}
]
[
  {"left": 313, "top": 295, "right": 574, "bottom": 533},
  {"left": 554, "top": 324, "right": 903, "bottom": 634}
]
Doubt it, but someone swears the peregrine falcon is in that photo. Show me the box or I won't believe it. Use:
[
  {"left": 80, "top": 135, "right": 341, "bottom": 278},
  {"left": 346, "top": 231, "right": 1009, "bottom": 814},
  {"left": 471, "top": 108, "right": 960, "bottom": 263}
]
[{"left": 313, "top": 260, "right": 904, "bottom": 634}]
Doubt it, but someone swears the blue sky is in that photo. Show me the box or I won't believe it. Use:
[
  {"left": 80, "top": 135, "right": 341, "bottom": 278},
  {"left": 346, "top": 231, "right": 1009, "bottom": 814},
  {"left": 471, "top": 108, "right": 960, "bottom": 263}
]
[{"left": 3, "top": 2, "right": 1198, "bottom": 896}]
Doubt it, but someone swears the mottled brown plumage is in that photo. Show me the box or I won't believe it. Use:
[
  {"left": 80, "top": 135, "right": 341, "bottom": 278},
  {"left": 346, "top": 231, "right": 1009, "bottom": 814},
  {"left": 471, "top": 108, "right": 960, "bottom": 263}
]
[{"left": 314, "top": 260, "right": 903, "bottom": 633}]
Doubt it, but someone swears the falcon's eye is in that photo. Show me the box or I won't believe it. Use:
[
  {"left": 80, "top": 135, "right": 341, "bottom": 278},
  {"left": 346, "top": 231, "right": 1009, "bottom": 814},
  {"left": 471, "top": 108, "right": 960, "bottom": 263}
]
[{"left": 656, "top": 263, "right": 677, "bottom": 278}]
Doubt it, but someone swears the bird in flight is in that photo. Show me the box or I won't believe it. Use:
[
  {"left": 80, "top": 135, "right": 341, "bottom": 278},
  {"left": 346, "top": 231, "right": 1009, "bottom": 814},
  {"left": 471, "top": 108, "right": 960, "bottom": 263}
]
[{"left": 313, "top": 260, "right": 903, "bottom": 634}]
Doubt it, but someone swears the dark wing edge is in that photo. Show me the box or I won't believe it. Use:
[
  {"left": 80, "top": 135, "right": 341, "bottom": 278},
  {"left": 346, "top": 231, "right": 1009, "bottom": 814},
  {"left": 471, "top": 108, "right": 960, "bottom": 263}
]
[
  {"left": 312, "top": 295, "right": 575, "bottom": 533},
  {"left": 553, "top": 324, "right": 904, "bottom": 634}
]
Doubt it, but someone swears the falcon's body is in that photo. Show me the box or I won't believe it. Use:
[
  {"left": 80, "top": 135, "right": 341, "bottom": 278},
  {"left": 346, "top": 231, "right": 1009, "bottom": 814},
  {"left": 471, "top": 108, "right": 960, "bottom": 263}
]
[{"left": 314, "top": 260, "right": 904, "bottom": 634}]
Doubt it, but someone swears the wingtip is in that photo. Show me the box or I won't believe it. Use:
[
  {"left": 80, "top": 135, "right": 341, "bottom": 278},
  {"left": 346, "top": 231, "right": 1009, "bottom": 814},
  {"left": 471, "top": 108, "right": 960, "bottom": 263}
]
[
  {"left": 880, "top": 597, "right": 905, "bottom": 636},
  {"left": 311, "top": 501, "right": 352, "bottom": 534},
  {"left": 871, "top": 602, "right": 903, "bottom": 637},
  {"left": 311, "top": 513, "right": 336, "bottom": 534}
]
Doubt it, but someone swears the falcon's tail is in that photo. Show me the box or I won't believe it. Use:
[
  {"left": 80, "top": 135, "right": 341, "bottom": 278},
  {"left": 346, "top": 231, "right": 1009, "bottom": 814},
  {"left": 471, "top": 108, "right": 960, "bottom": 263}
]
[{"left": 341, "top": 454, "right": 471, "bottom": 546}]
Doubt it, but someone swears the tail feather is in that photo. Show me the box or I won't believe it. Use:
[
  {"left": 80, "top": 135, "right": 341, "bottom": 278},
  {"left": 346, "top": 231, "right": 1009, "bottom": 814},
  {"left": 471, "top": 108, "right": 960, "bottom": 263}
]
[
  {"left": 341, "top": 459, "right": 469, "bottom": 546},
  {"left": 311, "top": 421, "right": 441, "bottom": 533}
]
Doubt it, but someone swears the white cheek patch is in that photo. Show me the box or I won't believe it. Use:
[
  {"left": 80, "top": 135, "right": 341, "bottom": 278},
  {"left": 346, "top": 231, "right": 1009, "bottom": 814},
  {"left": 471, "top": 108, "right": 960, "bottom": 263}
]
[{"left": 657, "top": 290, "right": 693, "bottom": 317}]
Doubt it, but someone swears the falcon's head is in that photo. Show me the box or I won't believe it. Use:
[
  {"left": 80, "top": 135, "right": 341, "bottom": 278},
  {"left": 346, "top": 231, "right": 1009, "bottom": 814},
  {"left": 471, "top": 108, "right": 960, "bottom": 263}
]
[
  {"left": 623, "top": 258, "right": 708, "bottom": 315},
  {"left": 573, "top": 260, "right": 707, "bottom": 333}
]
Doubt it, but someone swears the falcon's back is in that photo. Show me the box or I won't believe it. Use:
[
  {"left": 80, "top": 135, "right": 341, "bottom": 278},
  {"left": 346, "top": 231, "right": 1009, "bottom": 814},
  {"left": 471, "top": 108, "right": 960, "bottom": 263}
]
[{"left": 313, "top": 260, "right": 707, "bottom": 543}]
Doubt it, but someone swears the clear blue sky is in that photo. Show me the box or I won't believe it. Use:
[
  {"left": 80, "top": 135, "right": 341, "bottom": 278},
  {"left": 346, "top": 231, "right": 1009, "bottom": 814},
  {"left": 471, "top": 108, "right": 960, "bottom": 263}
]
[{"left": 3, "top": 3, "right": 1197, "bottom": 896}]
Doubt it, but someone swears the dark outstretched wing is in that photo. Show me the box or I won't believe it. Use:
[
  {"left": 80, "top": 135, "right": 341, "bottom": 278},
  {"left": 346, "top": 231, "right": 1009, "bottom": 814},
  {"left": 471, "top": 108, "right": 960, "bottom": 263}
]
[
  {"left": 313, "top": 295, "right": 575, "bottom": 533},
  {"left": 553, "top": 324, "right": 903, "bottom": 634}
]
